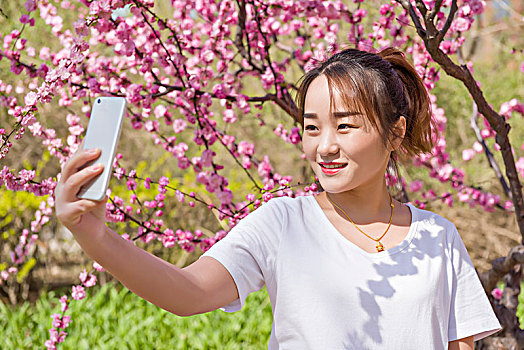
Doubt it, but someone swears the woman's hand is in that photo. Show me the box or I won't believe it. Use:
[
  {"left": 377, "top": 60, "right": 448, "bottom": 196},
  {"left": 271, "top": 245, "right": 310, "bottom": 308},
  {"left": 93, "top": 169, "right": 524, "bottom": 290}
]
[{"left": 54, "top": 141, "right": 108, "bottom": 242}]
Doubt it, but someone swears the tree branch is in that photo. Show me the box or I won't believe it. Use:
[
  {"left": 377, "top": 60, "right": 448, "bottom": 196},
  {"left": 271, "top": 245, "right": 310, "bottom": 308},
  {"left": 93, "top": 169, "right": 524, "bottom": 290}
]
[
  {"left": 469, "top": 102, "right": 511, "bottom": 199},
  {"left": 427, "top": 0, "right": 443, "bottom": 23},
  {"left": 396, "top": 1, "right": 426, "bottom": 37},
  {"left": 436, "top": 0, "right": 458, "bottom": 42},
  {"left": 481, "top": 246, "right": 524, "bottom": 293}
]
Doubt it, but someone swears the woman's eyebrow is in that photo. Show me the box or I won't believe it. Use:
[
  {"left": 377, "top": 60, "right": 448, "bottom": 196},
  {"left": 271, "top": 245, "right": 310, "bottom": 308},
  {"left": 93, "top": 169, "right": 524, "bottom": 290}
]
[
  {"left": 303, "top": 111, "right": 361, "bottom": 119},
  {"left": 333, "top": 111, "right": 361, "bottom": 118}
]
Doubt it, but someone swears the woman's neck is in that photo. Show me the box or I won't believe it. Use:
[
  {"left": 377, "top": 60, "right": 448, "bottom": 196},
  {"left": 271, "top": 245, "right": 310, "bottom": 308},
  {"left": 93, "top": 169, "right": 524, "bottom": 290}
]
[{"left": 322, "top": 183, "right": 392, "bottom": 225}]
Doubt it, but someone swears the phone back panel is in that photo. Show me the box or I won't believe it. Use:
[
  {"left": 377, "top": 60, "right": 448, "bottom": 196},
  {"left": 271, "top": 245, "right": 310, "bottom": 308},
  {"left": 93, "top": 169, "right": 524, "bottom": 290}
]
[{"left": 77, "top": 97, "right": 126, "bottom": 200}]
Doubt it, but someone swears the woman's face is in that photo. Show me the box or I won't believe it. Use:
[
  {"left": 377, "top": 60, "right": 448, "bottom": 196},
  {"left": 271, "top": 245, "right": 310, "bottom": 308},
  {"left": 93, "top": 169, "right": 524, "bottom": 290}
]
[{"left": 301, "top": 75, "right": 393, "bottom": 194}]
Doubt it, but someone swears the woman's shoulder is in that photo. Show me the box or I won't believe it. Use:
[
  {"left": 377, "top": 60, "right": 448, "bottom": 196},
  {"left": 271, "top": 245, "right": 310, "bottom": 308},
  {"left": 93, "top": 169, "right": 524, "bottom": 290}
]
[
  {"left": 254, "top": 195, "right": 313, "bottom": 220},
  {"left": 407, "top": 203, "right": 456, "bottom": 228},
  {"left": 265, "top": 194, "right": 308, "bottom": 206},
  {"left": 239, "top": 195, "right": 306, "bottom": 223},
  {"left": 230, "top": 195, "right": 310, "bottom": 236},
  {"left": 407, "top": 202, "right": 459, "bottom": 246},
  {"left": 257, "top": 195, "right": 307, "bottom": 215}
]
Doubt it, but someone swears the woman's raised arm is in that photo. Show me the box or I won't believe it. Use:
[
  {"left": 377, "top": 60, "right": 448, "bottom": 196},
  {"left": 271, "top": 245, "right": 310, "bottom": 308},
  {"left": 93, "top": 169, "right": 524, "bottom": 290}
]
[{"left": 54, "top": 144, "right": 238, "bottom": 316}]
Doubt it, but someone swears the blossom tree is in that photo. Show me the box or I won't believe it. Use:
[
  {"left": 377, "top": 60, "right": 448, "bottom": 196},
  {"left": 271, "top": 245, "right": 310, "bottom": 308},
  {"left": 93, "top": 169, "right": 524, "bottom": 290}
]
[{"left": 1, "top": 0, "right": 523, "bottom": 348}]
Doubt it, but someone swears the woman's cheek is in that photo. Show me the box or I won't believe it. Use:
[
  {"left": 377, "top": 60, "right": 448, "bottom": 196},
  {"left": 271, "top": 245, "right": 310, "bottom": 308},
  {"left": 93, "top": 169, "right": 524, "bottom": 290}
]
[{"left": 301, "top": 138, "right": 313, "bottom": 157}]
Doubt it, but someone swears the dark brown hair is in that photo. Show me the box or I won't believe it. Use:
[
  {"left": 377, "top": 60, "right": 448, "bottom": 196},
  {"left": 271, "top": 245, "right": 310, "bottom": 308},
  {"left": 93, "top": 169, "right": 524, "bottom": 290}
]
[{"left": 296, "top": 47, "right": 435, "bottom": 183}]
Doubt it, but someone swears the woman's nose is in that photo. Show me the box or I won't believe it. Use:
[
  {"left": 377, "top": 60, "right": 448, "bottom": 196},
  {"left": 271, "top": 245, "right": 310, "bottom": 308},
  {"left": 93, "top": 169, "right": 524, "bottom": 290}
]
[{"left": 317, "top": 131, "right": 339, "bottom": 156}]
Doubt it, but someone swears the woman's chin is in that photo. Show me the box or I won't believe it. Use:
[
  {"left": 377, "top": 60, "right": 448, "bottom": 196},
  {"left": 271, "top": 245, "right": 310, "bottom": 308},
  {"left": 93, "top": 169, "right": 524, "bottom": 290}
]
[{"left": 316, "top": 181, "right": 355, "bottom": 194}]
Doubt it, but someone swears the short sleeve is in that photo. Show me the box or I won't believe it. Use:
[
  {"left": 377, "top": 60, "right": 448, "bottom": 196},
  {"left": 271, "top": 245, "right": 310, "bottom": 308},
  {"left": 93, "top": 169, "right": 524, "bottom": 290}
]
[
  {"left": 199, "top": 198, "right": 284, "bottom": 312},
  {"left": 448, "top": 226, "right": 502, "bottom": 342}
]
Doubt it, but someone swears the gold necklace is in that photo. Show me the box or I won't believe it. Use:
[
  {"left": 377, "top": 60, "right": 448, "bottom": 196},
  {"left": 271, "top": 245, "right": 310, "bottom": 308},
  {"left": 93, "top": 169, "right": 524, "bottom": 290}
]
[{"left": 325, "top": 193, "right": 394, "bottom": 252}]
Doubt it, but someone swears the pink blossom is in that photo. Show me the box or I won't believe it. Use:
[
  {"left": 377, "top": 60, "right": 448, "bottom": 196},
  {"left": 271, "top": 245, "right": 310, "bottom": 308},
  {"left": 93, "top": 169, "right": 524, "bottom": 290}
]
[
  {"left": 516, "top": 157, "right": 524, "bottom": 178},
  {"left": 261, "top": 68, "right": 275, "bottom": 89},
  {"left": 289, "top": 127, "right": 301, "bottom": 144},
  {"left": 238, "top": 141, "right": 254, "bottom": 156},
  {"left": 44, "top": 340, "right": 56, "bottom": 350},
  {"left": 71, "top": 285, "right": 86, "bottom": 300},
  {"left": 84, "top": 274, "right": 97, "bottom": 287},
  {"left": 462, "top": 149, "right": 475, "bottom": 162},
  {"left": 159, "top": 176, "right": 169, "bottom": 187},
  {"left": 223, "top": 109, "right": 237, "bottom": 123},
  {"left": 442, "top": 193, "right": 453, "bottom": 207},
  {"left": 73, "top": 20, "right": 89, "bottom": 37},
  {"left": 206, "top": 173, "right": 223, "bottom": 192},
  {"left": 122, "top": 40, "right": 135, "bottom": 57},
  {"left": 295, "top": 36, "right": 305, "bottom": 46},
  {"left": 212, "top": 83, "right": 228, "bottom": 99},
  {"left": 162, "top": 230, "right": 176, "bottom": 248},
  {"left": 469, "top": 0, "right": 485, "bottom": 15},
  {"left": 201, "top": 149, "right": 215, "bottom": 167},
  {"left": 201, "top": 49, "right": 215, "bottom": 63},
  {"left": 61, "top": 316, "right": 71, "bottom": 329},
  {"left": 452, "top": 17, "right": 471, "bottom": 32},
  {"left": 379, "top": 4, "right": 392, "bottom": 15},
  {"left": 262, "top": 192, "right": 274, "bottom": 202},
  {"left": 409, "top": 180, "right": 423, "bottom": 192},
  {"left": 222, "top": 135, "right": 235, "bottom": 147},
  {"left": 437, "top": 164, "right": 454, "bottom": 181},
  {"left": 48, "top": 331, "right": 65, "bottom": 346},
  {"left": 79, "top": 269, "right": 88, "bottom": 284},
  {"left": 154, "top": 105, "right": 167, "bottom": 118},
  {"left": 473, "top": 141, "right": 483, "bottom": 153},
  {"left": 20, "top": 14, "right": 32, "bottom": 24},
  {"left": 49, "top": 328, "right": 59, "bottom": 342},
  {"left": 353, "top": 9, "right": 368, "bottom": 23},
  {"left": 491, "top": 287, "right": 502, "bottom": 300},
  {"left": 258, "top": 156, "right": 273, "bottom": 178},
  {"left": 51, "top": 313, "right": 62, "bottom": 328},
  {"left": 175, "top": 190, "right": 184, "bottom": 202},
  {"left": 217, "top": 189, "right": 233, "bottom": 204},
  {"left": 59, "top": 295, "right": 68, "bottom": 312},
  {"left": 25, "top": 0, "right": 37, "bottom": 12},
  {"left": 39, "top": 47, "right": 50, "bottom": 60}
]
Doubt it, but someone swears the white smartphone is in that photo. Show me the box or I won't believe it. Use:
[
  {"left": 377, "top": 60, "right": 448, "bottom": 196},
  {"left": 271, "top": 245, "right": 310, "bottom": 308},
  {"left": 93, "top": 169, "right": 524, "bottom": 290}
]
[{"left": 77, "top": 97, "right": 127, "bottom": 201}]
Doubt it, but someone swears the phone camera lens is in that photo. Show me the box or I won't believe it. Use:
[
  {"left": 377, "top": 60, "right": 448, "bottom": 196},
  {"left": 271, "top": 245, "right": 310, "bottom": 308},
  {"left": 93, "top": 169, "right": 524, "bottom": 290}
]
[{"left": 97, "top": 99, "right": 101, "bottom": 104}]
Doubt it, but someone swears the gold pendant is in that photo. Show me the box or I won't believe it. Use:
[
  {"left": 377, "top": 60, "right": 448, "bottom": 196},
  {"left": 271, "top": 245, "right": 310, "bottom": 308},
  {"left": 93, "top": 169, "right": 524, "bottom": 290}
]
[{"left": 376, "top": 241, "right": 385, "bottom": 252}]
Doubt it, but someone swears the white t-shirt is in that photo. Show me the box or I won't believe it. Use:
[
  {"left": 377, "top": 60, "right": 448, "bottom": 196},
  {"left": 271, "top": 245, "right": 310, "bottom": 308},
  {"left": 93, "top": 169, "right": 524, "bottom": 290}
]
[{"left": 201, "top": 195, "right": 502, "bottom": 349}]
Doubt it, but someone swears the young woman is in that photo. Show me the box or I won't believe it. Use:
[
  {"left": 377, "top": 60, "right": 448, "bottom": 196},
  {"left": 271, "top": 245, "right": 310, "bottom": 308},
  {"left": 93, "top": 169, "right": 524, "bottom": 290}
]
[{"left": 55, "top": 47, "right": 501, "bottom": 349}]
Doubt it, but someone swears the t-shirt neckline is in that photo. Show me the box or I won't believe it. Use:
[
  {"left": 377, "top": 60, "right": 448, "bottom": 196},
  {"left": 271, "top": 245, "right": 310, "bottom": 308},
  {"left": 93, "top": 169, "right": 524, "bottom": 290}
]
[{"left": 306, "top": 194, "right": 419, "bottom": 259}]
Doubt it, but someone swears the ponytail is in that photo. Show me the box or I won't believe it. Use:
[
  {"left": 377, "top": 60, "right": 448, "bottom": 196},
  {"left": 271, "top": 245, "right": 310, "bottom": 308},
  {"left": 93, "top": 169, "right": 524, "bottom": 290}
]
[{"left": 378, "top": 47, "right": 435, "bottom": 160}]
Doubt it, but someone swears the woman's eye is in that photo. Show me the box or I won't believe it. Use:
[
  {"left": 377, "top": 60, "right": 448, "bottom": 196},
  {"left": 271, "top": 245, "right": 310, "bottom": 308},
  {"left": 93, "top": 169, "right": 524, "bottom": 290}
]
[
  {"left": 305, "top": 125, "right": 318, "bottom": 131},
  {"left": 338, "top": 124, "right": 355, "bottom": 130}
]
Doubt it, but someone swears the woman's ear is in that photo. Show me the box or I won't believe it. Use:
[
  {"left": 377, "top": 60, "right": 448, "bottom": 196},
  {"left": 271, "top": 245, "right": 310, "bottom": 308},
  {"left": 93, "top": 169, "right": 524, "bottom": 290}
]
[{"left": 388, "top": 115, "right": 406, "bottom": 151}]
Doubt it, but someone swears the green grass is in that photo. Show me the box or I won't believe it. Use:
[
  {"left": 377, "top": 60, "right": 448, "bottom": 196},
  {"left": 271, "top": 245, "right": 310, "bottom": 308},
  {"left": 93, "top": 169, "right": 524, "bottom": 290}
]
[
  {"left": 2, "top": 280, "right": 521, "bottom": 349},
  {"left": 0, "top": 283, "right": 273, "bottom": 349}
]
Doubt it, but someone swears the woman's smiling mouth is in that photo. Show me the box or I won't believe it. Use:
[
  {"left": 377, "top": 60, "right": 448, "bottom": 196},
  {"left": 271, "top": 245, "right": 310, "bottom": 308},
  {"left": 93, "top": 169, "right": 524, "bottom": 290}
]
[{"left": 319, "top": 162, "right": 348, "bottom": 175}]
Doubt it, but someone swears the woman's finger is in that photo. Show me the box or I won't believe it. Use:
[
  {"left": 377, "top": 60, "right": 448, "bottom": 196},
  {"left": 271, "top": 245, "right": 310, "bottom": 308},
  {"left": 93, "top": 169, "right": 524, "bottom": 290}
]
[
  {"left": 60, "top": 146, "right": 101, "bottom": 183},
  {"left": 63, "top": 163, "right": 104, "bottom": 200},
  {"left": 56, "top": 198, "right": 107, "bottom": 226},
  {"left": 73, "top": 198, "right": 107, "bottom": 215}
]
